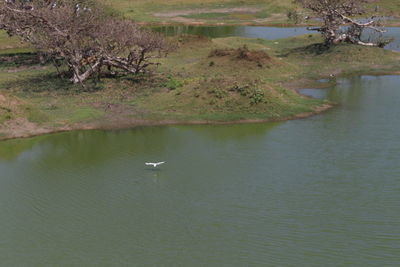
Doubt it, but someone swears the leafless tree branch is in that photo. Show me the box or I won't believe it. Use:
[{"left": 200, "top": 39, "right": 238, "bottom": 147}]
[
  {"left": 296, "top": 0, "right": 391, "bottom": 47},
  {"left": 0, "top": 0, "right": 173, "bottom": 84}
]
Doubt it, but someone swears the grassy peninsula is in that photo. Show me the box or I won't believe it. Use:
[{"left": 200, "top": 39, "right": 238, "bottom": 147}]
[
  {"left": 1, "top": 29, "right": 400, "bottom": 140},
  {"left": 1, "top": 0, "right": 400, "bottom": 140}
]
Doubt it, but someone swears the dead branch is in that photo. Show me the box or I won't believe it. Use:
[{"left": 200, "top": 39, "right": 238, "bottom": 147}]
[{"left": 296, "top": 0, "right": 391, "bottom": 47}]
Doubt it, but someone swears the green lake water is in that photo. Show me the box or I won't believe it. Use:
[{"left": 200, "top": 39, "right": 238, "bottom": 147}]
[{"left": 1, "top": 75, "right": 399, "bottom": 266}]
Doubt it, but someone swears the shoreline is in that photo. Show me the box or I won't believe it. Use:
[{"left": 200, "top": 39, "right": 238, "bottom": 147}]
[
  {"left": 0, "top": 103, "right": 333, "bottom": 142},
  {"left": 139, "top": 19, "right": 400, "bottom": 28},
  {"left": 3, "top": 69, "right": 400, "bottom": 142},
  {"left": 2, "top": 29, "right": 400, "bottom": 142},
  {"left": 141, "top": 22, "right": 313, "bottom": 28}
]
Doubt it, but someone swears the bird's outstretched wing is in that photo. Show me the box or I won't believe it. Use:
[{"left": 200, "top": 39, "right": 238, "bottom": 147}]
[{"left": 145, "top": 162, "right": 165, "bottom": 167}]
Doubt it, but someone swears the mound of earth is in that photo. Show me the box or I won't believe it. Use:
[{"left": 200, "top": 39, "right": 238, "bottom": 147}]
[{"left": 209, "top": 45, "right": 272, "bottom": 66}]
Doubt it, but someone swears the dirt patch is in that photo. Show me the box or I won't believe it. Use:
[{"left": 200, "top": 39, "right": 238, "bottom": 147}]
[
  {"left": 0, "top": 95, "right": 50, "bottom": 138},
  {"left": 154, "top": 7, "right": 260, "bottom": 18},
  {"left": 91, "top": 102, "right": 145, "bottom": 119},
  {"left": 209, "top": 45, "right": 272, "bottom": 65},
  {"left": 291, "top": 104, "right": 333, "bottom": 119},
  {"left": 0, "top": 94, "right": 20, "bottom": 112},
  {"left": 0, "top": 118, "right": 47, "bottom": 137},
  {"left": 253, "top": 13, "right": 286, "bottom": 23}
]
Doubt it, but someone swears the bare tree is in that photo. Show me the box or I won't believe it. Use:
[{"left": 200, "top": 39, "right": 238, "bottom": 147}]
[
  {"left": 0, "top": 0, "right": 171, "bottom": 84},
  {"left": 296, "top": 0, "right": 390, "bottom": 47}
]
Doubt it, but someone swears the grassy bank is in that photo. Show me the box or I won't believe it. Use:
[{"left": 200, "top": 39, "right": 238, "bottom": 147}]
[
  {"left": 101, "top": 0, "right": 295, "bottom": 25},
  {"left": 1, "top": 30, "right": 400, "bottom": 140},
  {"left": 100, "top": 0, "right": 400, "bottom": 26}
]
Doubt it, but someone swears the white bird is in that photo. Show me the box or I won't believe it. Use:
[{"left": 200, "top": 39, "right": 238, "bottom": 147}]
[{"left": 145, "top": 161, "right": 166, "bottom": 167}]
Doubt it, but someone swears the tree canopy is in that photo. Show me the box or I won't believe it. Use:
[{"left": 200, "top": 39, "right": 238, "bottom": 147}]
[{"left": 0, "top": 0, "right": 171, "bottom": 84}]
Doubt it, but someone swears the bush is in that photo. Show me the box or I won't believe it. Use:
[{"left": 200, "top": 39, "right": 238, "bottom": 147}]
[
  {"left": 209, "top": 45, "right": 271, "bottom": 66},
  {"left": 0, "top": 0, "right": 171, "bottom": 84},
  {"left": 164, "top": 76, "right": 183, "bottom": 90}
]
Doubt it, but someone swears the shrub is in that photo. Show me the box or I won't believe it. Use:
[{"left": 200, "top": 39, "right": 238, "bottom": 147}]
[{"left": 164, "top": 76, "right": 183, "bottom": 90}]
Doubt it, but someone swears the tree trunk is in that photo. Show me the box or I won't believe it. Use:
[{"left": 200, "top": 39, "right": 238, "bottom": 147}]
[{"left": 70, "top": 60, "right": 102, "bottom": 84}]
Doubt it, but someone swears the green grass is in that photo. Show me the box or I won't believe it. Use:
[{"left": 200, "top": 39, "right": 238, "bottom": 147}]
[
  {"left": 98, "top": 0, "right": 400, "bottom": 25},
  {"left": 150, "top": 34, "right": 400, "bottom": 120},
  {"left": 69, "top": 107, "right": 105, "bottom": 123},
  {"left": 0, "top": 31, "right": 31, "bottom": 51},
  {"left": 369, "top": 0, "right": 400, "bottom": 18},
  {"left": 100, "top": 0, "right": 296, "bottom": 24},
  {"left": 1, "top": 31, "right": 400, "bottom": 139}
]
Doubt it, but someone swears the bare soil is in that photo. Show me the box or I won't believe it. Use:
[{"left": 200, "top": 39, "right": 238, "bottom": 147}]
[
  {"left": 0, "top": 118, "right": 49, "bottom": 138},
  {"left": 209, "top": 46, "right": 273, "bottom": 65}
]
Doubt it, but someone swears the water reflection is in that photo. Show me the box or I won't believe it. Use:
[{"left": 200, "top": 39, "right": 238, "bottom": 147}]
[
  {"left": 151, "top": 25, "right": 310, "bottom": 40},
  {"left": 0, "top": 136, "right": 46, "bottom": 161},
  {"left": 151, "top": 25, "right": 400, "bottom": 51},
  {"left": 175, "top": 122, "right": 279, "bottom": 142},
  {"left": 0, "top": 127, "right": 177, "bottom": 166},
  {"left": 298, "top": 88, "right": 328, "bottom": 99},
  {"left": 0, "top": 121, "right": 279, "bottom": 163}
]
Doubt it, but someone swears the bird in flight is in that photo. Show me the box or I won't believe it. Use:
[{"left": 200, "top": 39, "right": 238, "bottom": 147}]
[{"left": 145, "top": 162, "right": 166, "bottom": 167}]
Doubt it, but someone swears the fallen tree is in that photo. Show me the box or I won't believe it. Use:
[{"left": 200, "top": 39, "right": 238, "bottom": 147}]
[
  {"left": 0, "top": 0, "right": 171, "bottom": 84},
  {"left": 296, "top": 0, "right": 390, "bottom": 47}
]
